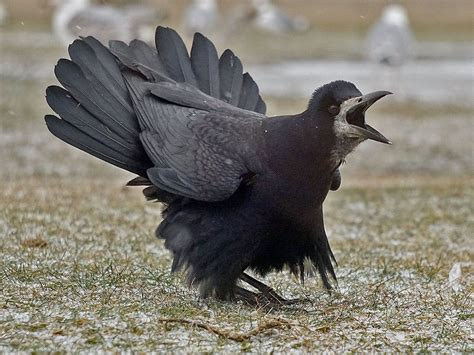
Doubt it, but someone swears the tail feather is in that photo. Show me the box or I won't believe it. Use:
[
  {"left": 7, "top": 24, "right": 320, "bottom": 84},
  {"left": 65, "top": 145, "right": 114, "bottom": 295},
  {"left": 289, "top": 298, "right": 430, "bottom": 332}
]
[
  {"left": 68, "top": 40, "right": 130, "bottom": 109},
  {"left": 109, "top": 39, "right": 170, "bottom": 82},
  {"left": 82, "top": 36, "right": 125, "bottom": 90},
  {"left": 219, "top": 49, "right": 243, "bottom": 106},
  {"left": 155, "top": 27, "right": 197, "bottom": 86},
  {"left": 46, "top": 86, "right": 143, "bottom": 157},
  {"left": 129, "top": 39, "right": 166, "bottom": 73},
  {"left": 190, "top": 33, "right": 220, "bottom": 98},
  {"left": 54, "top": 59, "right": 138, "bottom": 142},
  {"left": 46, "top": 38, "right": 153, "bottom": 177},
  {"left": 238, "top": 73, "right": 260, "bottom": 112},
  {"left": 255, "top": 96, "right": 266, "bottom": 114},
  {"left": 45, "top": 115, "right": 148, "bottom": 176}
]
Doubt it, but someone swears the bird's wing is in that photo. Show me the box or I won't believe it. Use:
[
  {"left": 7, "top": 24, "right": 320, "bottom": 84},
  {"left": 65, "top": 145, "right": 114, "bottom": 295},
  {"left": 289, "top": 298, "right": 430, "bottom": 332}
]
[
  {"left": 107, "top": 27, "right": 267, "bottom": 201},
  {"left": 47, "top": 26, "right": 267, "bottom": 202},
  {"left": 124, "top": 73, "right": 265, "bottom": 202}
]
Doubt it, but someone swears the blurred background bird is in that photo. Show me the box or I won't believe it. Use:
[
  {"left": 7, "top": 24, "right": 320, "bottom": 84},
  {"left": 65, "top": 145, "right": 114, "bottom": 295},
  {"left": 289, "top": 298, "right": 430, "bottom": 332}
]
[
  {"left": 365, "top": 4, "right": 415, "bottom": 66},
  {"left": 51, "top": 0, "right": 164, "bottom": 45},
  {"left": 0, "top": 2, "right": 8, "bottom": 25},
  {"left": 251, "top": 0, "right": 309, "bottom": 34},
  {"left": 182, "top": 0, "right": 218, "bottom": 35}
]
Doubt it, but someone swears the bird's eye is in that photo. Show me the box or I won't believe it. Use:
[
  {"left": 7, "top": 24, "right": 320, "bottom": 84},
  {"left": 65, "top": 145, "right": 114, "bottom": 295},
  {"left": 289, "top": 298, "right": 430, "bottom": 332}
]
[{"left": 328, "top": 105, "right": 340, "bottom": 115}]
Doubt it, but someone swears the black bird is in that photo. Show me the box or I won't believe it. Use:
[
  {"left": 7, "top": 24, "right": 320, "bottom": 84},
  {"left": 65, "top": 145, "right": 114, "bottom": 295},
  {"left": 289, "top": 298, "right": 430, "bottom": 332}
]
[{"left": 45, "top": 27, "right": 391, "bottom": 305}]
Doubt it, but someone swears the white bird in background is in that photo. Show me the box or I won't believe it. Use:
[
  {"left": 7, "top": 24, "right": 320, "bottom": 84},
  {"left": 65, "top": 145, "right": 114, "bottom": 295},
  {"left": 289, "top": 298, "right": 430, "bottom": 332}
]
[
  {"left": 366, "top": 4, "right": 415, "bottom": 66},
  {"left": 52, "top": 0, "right": 163, "bottom": 46},
  {"left": 183, "top": 0, "right": 218, "bottom": 35},
  {"left": 251, "top": 0, "right": 309, "bottom": 34},
  {"left": 0, "top": 2, "right": 8, "bottom": 26}
]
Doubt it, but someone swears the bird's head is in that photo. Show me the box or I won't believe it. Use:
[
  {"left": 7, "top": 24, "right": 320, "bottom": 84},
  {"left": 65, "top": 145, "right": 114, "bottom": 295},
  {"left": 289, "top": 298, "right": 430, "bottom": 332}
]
[
  {"left": 381, "top": 4, "right": 409, "bottom": 27},
  {"left": 308, "top": 80, "right": 391, "bottom": 161}
]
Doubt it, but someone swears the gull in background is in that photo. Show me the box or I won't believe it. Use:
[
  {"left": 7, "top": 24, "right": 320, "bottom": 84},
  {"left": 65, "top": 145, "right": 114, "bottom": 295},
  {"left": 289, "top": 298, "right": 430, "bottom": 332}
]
[
  {"left": 0, "top": 2, "right": 8, "bottom": 25},
  {"left": 183, "top": 0, "right": 218, "bottom": 35},
  {"left": 251, "top": 0, "right": 309, "bottom": 34},
  {"left": 366, "top": 4, "right": 415, "bottom": 66},
  {"left": 52, "top": 0, "right": 163, "bottom": 45}
]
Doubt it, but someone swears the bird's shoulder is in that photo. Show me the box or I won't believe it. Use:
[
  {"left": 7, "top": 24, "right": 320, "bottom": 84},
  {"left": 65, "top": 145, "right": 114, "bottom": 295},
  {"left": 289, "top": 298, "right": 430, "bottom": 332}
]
[{"left": 190, "top": 109, "right": 264, "bottom": 140}]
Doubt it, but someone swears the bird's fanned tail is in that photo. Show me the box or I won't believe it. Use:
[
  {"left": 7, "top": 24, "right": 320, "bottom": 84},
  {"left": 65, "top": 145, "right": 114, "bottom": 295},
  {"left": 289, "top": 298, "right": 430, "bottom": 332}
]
[
  {"left": 45, "top": 39, "right": 152, "bottom": 176},
  {"left": 45, "top": 26, "right": 267, "bottom": 184},
  {"left": 111, "top": 27, "right": 266, "bottom": 113}
]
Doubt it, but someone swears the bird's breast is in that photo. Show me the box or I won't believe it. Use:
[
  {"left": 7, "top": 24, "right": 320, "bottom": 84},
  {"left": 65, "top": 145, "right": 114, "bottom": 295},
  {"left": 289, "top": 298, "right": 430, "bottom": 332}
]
[{"left": 254, "top": 168, "right": 333, "bottom": 222}]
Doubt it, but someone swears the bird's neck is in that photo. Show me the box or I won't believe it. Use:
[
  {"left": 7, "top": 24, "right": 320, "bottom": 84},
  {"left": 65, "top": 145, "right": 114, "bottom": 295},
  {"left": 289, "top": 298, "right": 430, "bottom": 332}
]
[
  {"left": 263, "top": 112, "right": 339, "bottom": 180},
  {"left": 260, "top": 113, "right": 338, "bottom": 214}
]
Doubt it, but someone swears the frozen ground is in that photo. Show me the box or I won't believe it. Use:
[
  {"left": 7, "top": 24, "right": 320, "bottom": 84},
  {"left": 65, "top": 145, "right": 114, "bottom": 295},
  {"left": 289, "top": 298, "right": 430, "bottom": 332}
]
[
  {"left": 1, "top": 179, "right": 472, "bottom": 352},
  {"left": 0, "top": 26, "right": 473, "bottom": 352}
]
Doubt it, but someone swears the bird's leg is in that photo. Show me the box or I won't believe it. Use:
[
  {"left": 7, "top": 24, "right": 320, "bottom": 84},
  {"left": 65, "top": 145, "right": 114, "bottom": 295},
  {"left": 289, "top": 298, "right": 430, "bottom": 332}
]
[
  {"left": 234, "top": 286, "right": 273, "bottom": 307},
  {"left": 240, "top": 273, "right": 301, "bottom": 305}
]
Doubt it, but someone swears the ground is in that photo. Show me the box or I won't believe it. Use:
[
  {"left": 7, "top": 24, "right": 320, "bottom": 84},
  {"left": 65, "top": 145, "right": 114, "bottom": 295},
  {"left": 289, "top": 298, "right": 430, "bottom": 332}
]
[
  {"left": 0, "top": 1, "right": 473, "bottom": 352},
  {"left": 1, "top": 178, "right": 472, "bottom": 351}
]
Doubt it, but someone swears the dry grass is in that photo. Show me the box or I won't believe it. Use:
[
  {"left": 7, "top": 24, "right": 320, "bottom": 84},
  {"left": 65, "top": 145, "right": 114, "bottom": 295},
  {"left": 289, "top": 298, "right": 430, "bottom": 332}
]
[{"left": 0, "top": 178, "right": 472, "bottom": 352}]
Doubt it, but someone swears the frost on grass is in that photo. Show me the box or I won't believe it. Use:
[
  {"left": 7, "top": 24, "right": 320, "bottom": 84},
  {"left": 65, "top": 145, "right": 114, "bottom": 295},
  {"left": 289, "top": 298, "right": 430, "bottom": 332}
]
[
  {"left": 448, "top": 262, "right": 470, "bottom": 293},
  {"left": 0, "top": 180, "right": 472, "bottom": 352}
]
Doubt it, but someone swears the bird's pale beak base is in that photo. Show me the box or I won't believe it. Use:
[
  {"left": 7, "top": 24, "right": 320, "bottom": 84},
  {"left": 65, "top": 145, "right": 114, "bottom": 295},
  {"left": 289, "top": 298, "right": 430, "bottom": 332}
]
[{"left": 346, "top": 91, "right": 392, "bottom": 144}]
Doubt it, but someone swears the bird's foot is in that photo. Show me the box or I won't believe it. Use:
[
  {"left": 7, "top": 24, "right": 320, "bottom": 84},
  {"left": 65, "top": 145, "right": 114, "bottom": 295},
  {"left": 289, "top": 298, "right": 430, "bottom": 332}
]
[
  {"left": 234, "top": 286, "right": 269, "bottom": 307},
  {"left": 237, "top": 272, "right": 309, "bottom": 307},
  {"left": 234, "top": 286, "right": 296, "bottom": 308}
]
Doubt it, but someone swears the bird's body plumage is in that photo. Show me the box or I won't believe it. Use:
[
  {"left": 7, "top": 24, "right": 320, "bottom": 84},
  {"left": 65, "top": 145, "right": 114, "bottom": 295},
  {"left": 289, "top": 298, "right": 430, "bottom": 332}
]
[
  {"left": 45, "top": 27, "right": 390, "bottom": 303},
  {"left": 158, "top": 110, "right": 340, "bottom": 297}
]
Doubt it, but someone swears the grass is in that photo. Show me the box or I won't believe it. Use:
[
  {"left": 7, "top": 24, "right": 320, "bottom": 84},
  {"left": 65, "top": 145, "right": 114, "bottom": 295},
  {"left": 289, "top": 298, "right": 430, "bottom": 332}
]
[{"left": 1, "top": 178, "right": 472, "bottom": 352}]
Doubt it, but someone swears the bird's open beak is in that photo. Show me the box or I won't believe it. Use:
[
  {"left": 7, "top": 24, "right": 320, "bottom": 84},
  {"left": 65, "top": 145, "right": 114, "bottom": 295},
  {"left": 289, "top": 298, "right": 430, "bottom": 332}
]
[{"left": 346, "top": 91, "right": 392, "bottom": 144}]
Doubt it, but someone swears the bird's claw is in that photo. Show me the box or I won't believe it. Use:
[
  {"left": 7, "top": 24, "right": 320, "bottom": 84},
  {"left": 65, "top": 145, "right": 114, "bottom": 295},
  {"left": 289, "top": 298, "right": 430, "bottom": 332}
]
[{"left": 234, "top": 285, "right": 307, "bottom": 308}]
